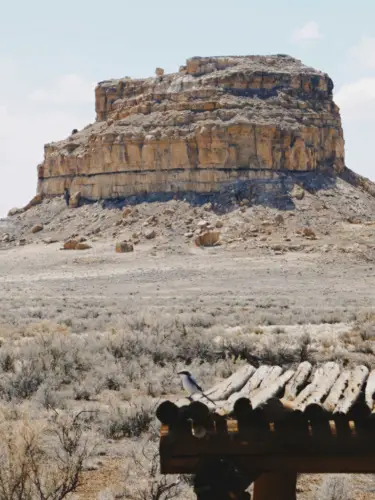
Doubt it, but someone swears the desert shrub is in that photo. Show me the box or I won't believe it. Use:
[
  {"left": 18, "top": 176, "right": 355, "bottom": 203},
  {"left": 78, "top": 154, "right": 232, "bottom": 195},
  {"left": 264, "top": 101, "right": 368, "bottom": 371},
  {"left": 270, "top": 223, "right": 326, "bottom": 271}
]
[
  {"left": 101, "top": 401, "right": 154, "bottom": 440},
  {"left": 316, "top": 475, "right": 353, "bottom": 500},
  {"left": 358, "top": 320, "right": 375, "bottom": 341},
  {"left": 0, "top": 412, "right": 92, "bottom": 500},
  {"left": 104, "top": 439, "right": 190, "bottom": 500}
]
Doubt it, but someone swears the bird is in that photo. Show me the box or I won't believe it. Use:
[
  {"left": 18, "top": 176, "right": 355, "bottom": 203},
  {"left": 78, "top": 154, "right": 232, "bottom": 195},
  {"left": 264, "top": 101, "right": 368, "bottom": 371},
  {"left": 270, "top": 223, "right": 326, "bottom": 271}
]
[{"left": 177, "top": 370, "right": 216, "bottom": 406}]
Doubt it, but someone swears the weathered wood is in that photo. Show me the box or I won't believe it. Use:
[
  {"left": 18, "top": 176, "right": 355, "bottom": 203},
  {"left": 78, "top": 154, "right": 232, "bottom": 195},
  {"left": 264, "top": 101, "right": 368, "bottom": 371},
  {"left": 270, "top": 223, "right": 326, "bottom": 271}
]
[
  {"left": 253, "top": 472, "right": 297, "bottom": 500},
  {"left": 257, "top": 366, "right": 283, "bottom": 389},
  {"left": 323, "top": 370, "right": 351, "bottom": 412},
  {"left": 365, "top": 369, "right": 375, "bottom": 411},
  {"left": 334, "top": 365, "right": 369, "bottom": 415},
  {"left": 205, "top": 364, "right": 255, "bottom": 401},
  {"left": 283, "top": 361, "right": 312, "bottom": 401},
  {"left": 251, "top": 370, "right": 295, "bottom": 409},
  {"left": 259, "top": 397, "right": 295, "bottom": 422},
  {"left": 156, "top": 400, "right": 180, "bottom": 425},
  {"left": 293, "top": 362, "right": 340, "bottom": 411},
  {"left": 161, "top": 453, "right": 375, "bottom": 474},
  {"left": 228, "top": 366, "right": 278, "bottom": 404}
]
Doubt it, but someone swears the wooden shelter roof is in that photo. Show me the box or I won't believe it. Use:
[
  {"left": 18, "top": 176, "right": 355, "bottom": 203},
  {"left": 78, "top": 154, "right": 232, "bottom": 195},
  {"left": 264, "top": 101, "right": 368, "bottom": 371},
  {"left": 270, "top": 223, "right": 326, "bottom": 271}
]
[{"left": 157, "top": 362, "right": 375, "bottom": 475}]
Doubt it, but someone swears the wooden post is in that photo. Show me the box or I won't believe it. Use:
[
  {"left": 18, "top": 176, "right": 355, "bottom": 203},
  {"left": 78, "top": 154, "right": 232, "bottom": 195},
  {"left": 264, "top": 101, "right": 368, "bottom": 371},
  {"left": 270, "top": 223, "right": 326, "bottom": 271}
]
[{"left": 253, "top": 472, "right": 297, "bottom": 500}]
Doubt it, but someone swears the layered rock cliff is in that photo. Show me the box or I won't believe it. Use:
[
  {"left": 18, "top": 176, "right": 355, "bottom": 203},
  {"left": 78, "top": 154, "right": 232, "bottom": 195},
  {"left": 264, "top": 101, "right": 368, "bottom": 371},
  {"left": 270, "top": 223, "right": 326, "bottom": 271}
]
[{"left": 37, "top": 55, "right": 345, "bottom": 202}]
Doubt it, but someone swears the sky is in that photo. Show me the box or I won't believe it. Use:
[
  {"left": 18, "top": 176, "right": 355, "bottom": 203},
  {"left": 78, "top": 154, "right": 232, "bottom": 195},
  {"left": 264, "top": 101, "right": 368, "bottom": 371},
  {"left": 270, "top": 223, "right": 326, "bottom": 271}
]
[{"left": 1, "top": 0, "right": 375, "bottom": 217}]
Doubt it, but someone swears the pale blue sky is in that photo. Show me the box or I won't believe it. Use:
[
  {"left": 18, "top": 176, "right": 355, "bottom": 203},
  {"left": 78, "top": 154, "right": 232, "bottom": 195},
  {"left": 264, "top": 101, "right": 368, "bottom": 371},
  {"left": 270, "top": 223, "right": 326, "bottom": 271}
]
[{"left": 1, "top": 0, "right": 375, "bottom": 216}]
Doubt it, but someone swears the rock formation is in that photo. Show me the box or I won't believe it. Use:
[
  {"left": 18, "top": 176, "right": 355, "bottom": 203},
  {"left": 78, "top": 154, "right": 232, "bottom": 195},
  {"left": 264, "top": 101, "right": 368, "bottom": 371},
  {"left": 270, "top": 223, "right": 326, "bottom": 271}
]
[{"left": 37, "top": 55, "right": 345, "bottom": 202}]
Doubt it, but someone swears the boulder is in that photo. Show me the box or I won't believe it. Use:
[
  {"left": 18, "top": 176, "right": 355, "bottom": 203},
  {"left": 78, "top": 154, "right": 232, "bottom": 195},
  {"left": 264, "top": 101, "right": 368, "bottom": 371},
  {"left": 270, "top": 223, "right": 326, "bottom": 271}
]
[
  {"left": 7, "top": 207, "right": 23, "bottom": 217},
  {"left": 144, "top": 229, "right": 156, "bottom": 240},
  {"left": 301, "top": 227, "right": 317, "bottom": 240},
  {"left": 76, "top": 242, "right": 91, "bottom": 250},
  {"left": 122, "top": 207, "right": 132, "bottom": 218},
  {"left": 215, "top": 220, "right": 224, "bottom": 228},
  {"left": 291, "top": 184, "right": 305, "bottom": 200},
  {"left": 275, "top": 214, "right": 284, "bottom": 225},
  {"left": 31, "top": 224, "right": 43, "bottom": 234},
  {"left": 69, "top": 191, "right": 81, "bottom": 208},
  {"left": 116, "top": 241, "right": 134, "bottom": 253},
  {"left": 63, "top": 239, "right": 78, "bottom": 250},
  {"left": 155, "top": 67, "right": 164, "bottom": 77},
  {"left": 195, "top": 231, "right": 221, "bottom": 247}
]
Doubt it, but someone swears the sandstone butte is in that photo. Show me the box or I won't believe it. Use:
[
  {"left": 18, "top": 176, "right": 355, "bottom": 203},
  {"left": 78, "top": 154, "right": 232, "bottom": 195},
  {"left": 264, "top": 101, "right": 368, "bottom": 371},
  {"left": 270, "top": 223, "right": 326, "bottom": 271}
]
[{"left": 36, "top": 55, "right": 347, "bottom": 202}]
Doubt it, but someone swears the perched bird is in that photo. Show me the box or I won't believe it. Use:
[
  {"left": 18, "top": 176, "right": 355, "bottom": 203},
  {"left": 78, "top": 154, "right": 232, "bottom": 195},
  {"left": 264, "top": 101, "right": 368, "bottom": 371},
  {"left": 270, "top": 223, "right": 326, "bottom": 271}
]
[{"left": 178, "top": 370, "right": 216, "bottom": 405}]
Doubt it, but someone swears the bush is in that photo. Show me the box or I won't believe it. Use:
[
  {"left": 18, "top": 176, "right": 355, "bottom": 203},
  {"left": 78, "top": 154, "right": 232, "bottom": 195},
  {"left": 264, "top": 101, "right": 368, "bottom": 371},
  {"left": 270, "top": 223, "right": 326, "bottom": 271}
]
[
  {"left": 0, "top": 411, "right": 92, "bottom": 500},
  {"left": 101, "top": 402, "right": 154, "bottom": 440},
  {"left": 317, "top": 475, "right": 353, "bottom": 500}
]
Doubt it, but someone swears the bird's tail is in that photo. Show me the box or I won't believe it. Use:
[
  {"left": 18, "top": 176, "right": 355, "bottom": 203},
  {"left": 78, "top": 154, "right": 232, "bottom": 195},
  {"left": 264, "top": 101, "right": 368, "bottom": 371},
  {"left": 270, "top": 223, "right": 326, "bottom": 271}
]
[{"left": 202, "top": 393, "right": 216, "bottom": 406}]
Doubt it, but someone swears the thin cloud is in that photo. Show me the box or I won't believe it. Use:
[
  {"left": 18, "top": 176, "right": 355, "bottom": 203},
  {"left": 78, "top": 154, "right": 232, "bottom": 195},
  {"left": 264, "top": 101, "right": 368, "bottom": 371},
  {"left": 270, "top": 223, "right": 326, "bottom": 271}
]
[
  {"left": 349, "top": 37, "right": 375, "bottom": 70},
  {"left": 335, "top": 78, "right": 375, "bottom": 121},
  {"left": 291, "top": 21, "right": 322, "bottom": 42}
]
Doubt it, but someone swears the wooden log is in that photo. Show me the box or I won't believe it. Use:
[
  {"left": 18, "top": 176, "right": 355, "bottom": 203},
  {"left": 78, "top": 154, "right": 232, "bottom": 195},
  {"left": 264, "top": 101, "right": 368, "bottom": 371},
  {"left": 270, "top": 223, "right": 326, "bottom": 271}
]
[
  {"left": 228, "top": 366, "right": 278, "bottom": 404},
  {"left": 251, "top": 369, "right": 295, "bottom": 409},
  {"left": 204, "top": 364, "right": 255, "bottom": 401},
  {"left": 156, "top": 400, "right": 180, "bottom": 425},
  {"left": 257, "top": 366, "right": 283, "bottom": 389},
  {"left": 365, "top": 369, "right": 375, "bottom": 412},
  {"left": 323, "top": 370, "right": 351, "bottom": 412},
  {"left": 293, "top": 362, "right": 340, "bottom": 412},
  {"left": 259, "top": 396, "right": 295, "bottom": 422},
  {"left": 283, "top": 361, "right": 312, "bottom": 401},
  {"left": 334, "top": 365, "right": 369, "bottom": 415},
  {"left": 253, "top": 472, "right": 297, "bottom": 500}
]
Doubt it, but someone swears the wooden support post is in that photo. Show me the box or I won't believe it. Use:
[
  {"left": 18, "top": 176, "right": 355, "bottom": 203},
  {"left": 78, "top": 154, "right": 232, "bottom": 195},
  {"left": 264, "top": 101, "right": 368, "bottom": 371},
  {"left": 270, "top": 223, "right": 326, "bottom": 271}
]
[
  {"left": 193, "top": 459, "right": 257, "bottom": 500},
  {"left": 253, "top": 472, "right": 297, "bottom": 500}
]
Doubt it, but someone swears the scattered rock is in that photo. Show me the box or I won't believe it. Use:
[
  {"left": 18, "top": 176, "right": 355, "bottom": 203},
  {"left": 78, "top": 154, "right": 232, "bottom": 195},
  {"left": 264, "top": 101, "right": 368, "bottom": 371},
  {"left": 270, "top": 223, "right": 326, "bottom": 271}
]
[
  {"left": 275, "top": 214, "right": 284, "bottom": 225},
  {"left": 197, "top": 220, "right": 209, "bottom": 229},
  {"left": 144, "top": 229, "right": 156, "bottom": 240},
  {"left": 116, "top": 241, "right": 134, "bottom": 253},
  {"left": 301, "top": 227, "right": 317, "bottom": 240},
  {"left": 69, "top": 191, "right": 81, "bottom": 208},
  {"left": 7, "top": 207, "right": 23, "bottom": 217},
  {"left": 76, "top": 242, "right": 91, "bottom": 250},
  {"left": 184, "top": 232, "right": 193, "bottom": 238},
  {"left": 145, "top": 215, "right": 158, "bottom": 226},
  {"left": 18, "top": 239, "right": 27, "bottom": 246},
  {"left": 43, "top": 237, "right": 58, "bottom": 244},
  {"left": 63, "top": 239, "right": 78, "bottom": 250},
  {"left": 31, "top": 224, "right": 43, "bottom": 234},
  {"left": 271, "top": 244, "right": 284, "bottom": 252},
  {"left": 195, "top": 231, "right": 220, "bottom": 247},
  {"left": 347, "top": 216, "right": 361, "bottom": 224},
  {"left": 291, "top": 184, "right": 305, "bottom": 200},
  {"left": 122, "top": 207, "right": 132, "bottom": 218}
]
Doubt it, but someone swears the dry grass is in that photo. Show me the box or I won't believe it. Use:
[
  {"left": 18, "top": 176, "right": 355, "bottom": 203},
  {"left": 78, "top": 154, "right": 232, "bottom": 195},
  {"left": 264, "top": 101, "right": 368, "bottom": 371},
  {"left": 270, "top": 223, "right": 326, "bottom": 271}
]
[{"left": 0, "top": 238, "right": 375, "bottom": 498}]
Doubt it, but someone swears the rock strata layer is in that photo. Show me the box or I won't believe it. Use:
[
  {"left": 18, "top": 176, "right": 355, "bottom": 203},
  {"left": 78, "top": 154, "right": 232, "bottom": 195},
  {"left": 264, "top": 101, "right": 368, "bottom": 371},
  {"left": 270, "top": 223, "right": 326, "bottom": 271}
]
[{"left": 37, "top": 55, "right": 345, "bottom": 201}]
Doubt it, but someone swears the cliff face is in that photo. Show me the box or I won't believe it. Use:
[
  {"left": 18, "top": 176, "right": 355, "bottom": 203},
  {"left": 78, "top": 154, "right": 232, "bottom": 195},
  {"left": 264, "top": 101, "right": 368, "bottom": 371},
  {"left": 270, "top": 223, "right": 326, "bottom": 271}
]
[{"left": 37, "top": 55, "right": 345, "bottom": 201}]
